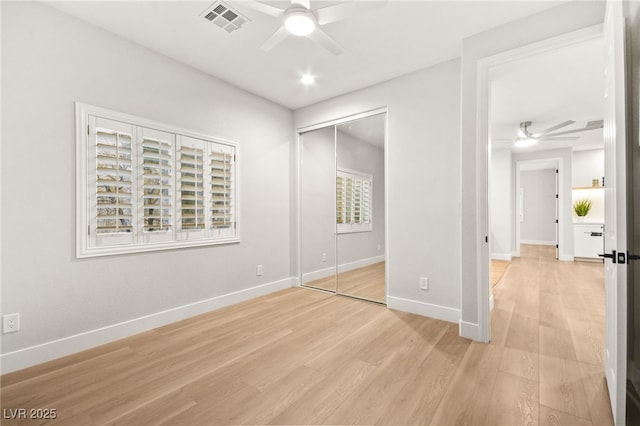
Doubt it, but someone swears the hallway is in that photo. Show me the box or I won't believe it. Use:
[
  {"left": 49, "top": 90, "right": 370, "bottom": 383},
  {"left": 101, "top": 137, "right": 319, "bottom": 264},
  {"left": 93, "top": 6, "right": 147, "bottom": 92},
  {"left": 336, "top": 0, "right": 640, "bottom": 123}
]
[{"left": 489, "top": 244, "right": 612, "bottom": 425}]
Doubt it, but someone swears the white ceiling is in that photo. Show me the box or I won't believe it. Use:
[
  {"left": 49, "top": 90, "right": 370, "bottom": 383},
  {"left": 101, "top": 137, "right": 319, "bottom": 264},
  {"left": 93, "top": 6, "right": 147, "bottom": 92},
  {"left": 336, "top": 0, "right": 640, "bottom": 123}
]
[
  {"left": 47, "top": 0, "right": 567, "bottom": 110},
  {"left": 490, "top": 36, "right": 605, "bottom": 153}
]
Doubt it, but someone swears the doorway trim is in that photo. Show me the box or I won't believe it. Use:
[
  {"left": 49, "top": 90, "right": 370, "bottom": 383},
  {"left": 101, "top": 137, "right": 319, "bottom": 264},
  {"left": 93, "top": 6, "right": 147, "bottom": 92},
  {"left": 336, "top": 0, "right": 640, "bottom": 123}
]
[
  {"left": 295, "top": 106, "right": 389, "bottom": 304},
  {"left": 475, "top": 24, "right": 603, "bottom": 342}
]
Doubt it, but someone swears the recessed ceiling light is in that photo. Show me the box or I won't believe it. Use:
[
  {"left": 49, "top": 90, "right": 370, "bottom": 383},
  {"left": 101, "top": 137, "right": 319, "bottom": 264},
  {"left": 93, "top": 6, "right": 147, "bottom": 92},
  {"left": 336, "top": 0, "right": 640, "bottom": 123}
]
[{"left": 301, "top": 74, "right": 315, "bottom": 85}]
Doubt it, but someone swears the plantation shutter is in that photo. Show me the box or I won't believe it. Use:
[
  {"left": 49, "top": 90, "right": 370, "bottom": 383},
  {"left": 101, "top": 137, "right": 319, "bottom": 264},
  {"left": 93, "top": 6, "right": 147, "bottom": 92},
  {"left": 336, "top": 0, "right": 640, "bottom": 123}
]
[
  {"left": 209, "top": 143, "right": 236, "bottom": 236},
  {"left": 336, "top": 175, "right": 346, "bottom": 225},
  {"left": 336, "top": 169, "right": 372, "bottom": 233},
  {"left": 91, "top": 117, "right": 136, "bottom": 247},
  {"left": 78, "top": 103, "right": 240, "bottom": 257},
  {"left": 139, "top": 128, "right": 174, "bottom": 243},
  {"left": 177, "top": 136, "right": 206, "bottom": 239}
]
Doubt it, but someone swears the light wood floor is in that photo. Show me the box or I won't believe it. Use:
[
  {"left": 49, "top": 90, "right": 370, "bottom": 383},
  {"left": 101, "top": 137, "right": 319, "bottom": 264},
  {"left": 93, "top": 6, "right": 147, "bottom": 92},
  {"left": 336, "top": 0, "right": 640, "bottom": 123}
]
[
  {"left": 491, "top": 259, "right": 510, "bottom": 287},
  {"left": 304, "top": 261, "right": 385, "bottom": 303},
  {"left": 1, "top": 246, "right": 612, "bottom": 425}
]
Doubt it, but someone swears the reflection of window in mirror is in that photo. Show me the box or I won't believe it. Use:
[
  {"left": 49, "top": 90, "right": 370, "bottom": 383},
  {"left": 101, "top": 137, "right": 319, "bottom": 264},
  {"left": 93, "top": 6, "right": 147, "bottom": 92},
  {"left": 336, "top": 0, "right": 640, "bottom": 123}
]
[{"left": 336, "top": 168, "right": 372, "bottom": 233}]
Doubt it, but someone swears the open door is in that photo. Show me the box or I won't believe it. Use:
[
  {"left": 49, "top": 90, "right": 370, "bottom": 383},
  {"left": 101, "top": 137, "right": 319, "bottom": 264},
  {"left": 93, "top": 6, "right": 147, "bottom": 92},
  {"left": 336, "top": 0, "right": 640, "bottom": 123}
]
[{"left": 602, "top": 1, "right": 628, "bottom": 424}]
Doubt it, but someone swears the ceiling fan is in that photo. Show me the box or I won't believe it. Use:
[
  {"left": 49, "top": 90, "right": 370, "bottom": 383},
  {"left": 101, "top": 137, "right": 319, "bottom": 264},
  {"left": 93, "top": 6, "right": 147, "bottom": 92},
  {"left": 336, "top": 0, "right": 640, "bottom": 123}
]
[
  {"left": 239, "top": 0, "right": 385, "bottom": 55},
  {"left": 514, "top": 120, "right": 603, "bottom": 147}
]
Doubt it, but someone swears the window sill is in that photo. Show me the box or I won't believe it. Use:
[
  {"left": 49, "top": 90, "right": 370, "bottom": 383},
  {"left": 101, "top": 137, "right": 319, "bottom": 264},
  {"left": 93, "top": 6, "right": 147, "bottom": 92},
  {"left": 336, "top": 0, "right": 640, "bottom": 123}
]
[{"left": 77, "top": 236, "right": 241, "bottom": 258}]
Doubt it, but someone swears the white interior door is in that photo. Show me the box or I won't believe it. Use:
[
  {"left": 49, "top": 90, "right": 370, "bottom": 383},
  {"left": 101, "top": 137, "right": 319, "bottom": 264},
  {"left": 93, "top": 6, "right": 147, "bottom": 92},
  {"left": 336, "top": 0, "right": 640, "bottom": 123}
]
[{"left": 603, "top": 1, "right": 628, "bottom": 424}]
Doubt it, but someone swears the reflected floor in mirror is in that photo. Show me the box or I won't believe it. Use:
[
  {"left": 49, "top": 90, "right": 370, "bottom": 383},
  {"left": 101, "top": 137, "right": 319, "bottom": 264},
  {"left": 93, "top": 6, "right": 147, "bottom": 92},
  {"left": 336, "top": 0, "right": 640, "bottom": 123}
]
[{"left": 304, "top": 262, "right": 385, "bottom": 303}]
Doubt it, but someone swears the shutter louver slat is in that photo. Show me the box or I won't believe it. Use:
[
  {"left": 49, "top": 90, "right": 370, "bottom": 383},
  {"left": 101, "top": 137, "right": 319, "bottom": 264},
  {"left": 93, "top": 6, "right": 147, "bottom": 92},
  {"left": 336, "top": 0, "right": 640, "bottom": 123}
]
[
  {"left": 210, "top": 151, "right": 233, "bottom": 229},
  {"left": 142, "top": 137, "right": 173, "bottom": 233},
  {"left": 96, "top": 131, "right": 133, "bottom": 234},
  {"left": 180, "top": 143, "right": 205, "bottom": 231}
]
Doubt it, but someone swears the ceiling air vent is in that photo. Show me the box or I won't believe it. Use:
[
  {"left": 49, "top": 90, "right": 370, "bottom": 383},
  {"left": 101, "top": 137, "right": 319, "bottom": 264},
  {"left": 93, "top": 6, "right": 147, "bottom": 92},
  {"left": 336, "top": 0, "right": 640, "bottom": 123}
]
[
  {"left": 201, "top": 1, "right": 249, "bottom": 33},
  {"left": 586, "top": 120, "right": 604, "bottom": 128}
]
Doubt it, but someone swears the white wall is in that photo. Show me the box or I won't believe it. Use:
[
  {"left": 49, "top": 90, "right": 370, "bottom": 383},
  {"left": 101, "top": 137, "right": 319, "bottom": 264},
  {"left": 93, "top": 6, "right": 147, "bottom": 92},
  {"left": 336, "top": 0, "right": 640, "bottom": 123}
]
[
  {"left": 336, "top": 130, "right": 385, "bottom": 266},
  {"left": 1, "top": 2, "right": 293, "bottom": 372},
  {"left": 573, "top": 149, "right": 605, "bottom": 187},
  {"left": 490, "top": 148, "right": 512, "bottom": 260},
  {"left": 295, "top": 60, "right": 462, "bottom": 323},
  {"left": 460, "top": 1, "right": 605, "bottom": 337},
  {"left": 520, "top": 169, "right": 557, "bottom": 245}
]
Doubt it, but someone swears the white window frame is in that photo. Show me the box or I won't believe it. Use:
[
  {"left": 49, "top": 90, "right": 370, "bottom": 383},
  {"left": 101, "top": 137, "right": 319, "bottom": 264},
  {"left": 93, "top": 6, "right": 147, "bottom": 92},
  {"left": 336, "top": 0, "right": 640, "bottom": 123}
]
[
  {"left": 76, "top": 102, "right": 239, "bottom": 258},
  {"left": 336, "top": 168, "right": 373, "bottom": 234}
]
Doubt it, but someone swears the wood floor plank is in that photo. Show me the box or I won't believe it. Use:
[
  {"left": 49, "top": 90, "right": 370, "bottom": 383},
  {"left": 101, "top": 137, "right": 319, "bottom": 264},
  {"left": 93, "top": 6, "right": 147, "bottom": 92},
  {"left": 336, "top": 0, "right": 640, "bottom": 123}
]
[
  {"left": 539, "top": 404, "right": 593, "bottom": 426},
  {"left": 499, "top": 347, "right": 539, "bottom": 382},
  {"left": 268, "top": 359, "right": 377, "bottom": 425},
  {"left": 429, "top": 342, "right": 503, "bottom": 425},
  {"left": 376, "top": 323, "right": 469, "bottom": 426},
  {"left": 539, "top": 355, "right": 591, "bottom": 420},
  {"left": 578, "top": 361, "right": 614, "bottom": 426},
  {"left": 539, "top": 325, "right": 578, "bottom": 361},
  {"left": 484, "top": 371, "right": 538, "bottom": 426}
]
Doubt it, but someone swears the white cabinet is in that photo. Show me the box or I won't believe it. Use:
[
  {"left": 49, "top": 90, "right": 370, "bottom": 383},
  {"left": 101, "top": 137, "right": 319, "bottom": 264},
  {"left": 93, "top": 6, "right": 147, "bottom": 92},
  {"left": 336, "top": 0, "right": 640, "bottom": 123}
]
[{"left": 574, "top": 223, "right": 604, "bottom": 259}]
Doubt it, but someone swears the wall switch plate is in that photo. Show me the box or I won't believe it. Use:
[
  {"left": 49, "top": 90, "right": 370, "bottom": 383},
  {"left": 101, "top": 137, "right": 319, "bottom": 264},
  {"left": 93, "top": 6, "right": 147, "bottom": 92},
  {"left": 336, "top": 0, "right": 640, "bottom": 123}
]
[
  {"left": 256, "top": 265, "right": 263, "bottom": 276},
  {"left": 322, "top": 253, "right": 327, "bottom": 262},
  {"left": 419, "top": 277, "right": 429, "bottom": 291},
  {"left": 3, "top": 313, "right": 20, "bottom": 333}
]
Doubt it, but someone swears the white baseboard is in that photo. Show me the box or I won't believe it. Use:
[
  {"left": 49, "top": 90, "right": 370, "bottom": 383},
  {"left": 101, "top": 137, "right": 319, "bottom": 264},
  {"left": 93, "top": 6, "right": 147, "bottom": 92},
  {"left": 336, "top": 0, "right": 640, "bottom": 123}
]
[
  {"left": 559, "top": 254, "right": 574, "bottom": 261},
  {"left": 337, "top": 255, "right": 385, "bottom": 274},
  {"left": 387, "top": 296, "right": 459, "bottom": 324},
  {"left": 302, "top": 265, "right": 336, "bottom": 283},
  {"left": 302, "top": 255, "right": 385, "bottom": 284},
  {"left": 1, "top": 277, "right": 294, "bottom": 374},
  {"left": 459, "top": 320, "right": 480, "bottom": 340},
  {"left": 491, "top": 253, "right": 512, "bottom": 261},
  {"left": 520, "top": 239, "right": 556, "bottom": 246}
]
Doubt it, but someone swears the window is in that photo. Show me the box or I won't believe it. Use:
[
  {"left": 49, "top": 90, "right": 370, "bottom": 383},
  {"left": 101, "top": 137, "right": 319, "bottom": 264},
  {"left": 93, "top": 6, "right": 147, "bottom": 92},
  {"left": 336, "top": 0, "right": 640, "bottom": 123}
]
[
  {"left": 76, "top": 103, "right": 238, "bottom": 257},
  {"left": 336, "top": 169, "right": 372, "bottom": 233}
]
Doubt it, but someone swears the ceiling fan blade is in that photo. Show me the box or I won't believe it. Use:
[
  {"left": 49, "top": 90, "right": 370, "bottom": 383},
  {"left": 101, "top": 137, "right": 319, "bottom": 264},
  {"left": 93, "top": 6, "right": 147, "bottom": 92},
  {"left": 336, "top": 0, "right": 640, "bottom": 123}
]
[
  {"left": 241, "top": 1, "right": 285, "bottom": 18},
  {"left": 316, "top": 0, "right": 387, "bottom": 26},
  {"left": 538, "top": 136, "right": 580, "bottom": 141},
  {"left": 543, "top": 125, "right": 603, "bottom": 138},
  {"left": 308, "top": 27, "right": 345, "bottom": 55},
  {"left": 291, "top": 0, "right": 311, "bottom": 9},
  {"left": 533, "top": 120, "right": 576, "bottom": 137},
  {"left": 260, "top": 26, "right": 290, "bottom": 51}
]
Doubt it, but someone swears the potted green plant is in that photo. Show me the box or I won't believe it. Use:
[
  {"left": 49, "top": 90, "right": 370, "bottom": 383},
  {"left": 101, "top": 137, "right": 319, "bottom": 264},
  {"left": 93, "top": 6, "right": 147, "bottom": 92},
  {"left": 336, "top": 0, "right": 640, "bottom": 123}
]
[{"left": 573, "top": 198, "right": 592, "bottom": 222}]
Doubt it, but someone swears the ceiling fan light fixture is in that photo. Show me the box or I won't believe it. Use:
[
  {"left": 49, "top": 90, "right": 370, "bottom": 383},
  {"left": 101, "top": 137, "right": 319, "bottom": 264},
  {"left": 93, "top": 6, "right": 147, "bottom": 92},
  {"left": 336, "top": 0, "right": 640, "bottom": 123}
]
[
  {"left": 284, "top": 10, "right": 315, "bottom": 36},
  {"left": 514, "top": 137, "right": 538, "bottom": 148}
]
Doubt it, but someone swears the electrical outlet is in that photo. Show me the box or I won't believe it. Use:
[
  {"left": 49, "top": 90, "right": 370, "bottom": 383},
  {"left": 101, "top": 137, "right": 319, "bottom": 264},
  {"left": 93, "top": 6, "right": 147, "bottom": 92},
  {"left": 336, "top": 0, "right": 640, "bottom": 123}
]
[
  {"left": 3, "top": 313, "right": 20, "bottom": 333},
  {"left": 377, "top": 244, "right": 381, "bottom": 251},
  {"left": 419, "top": 277, "right": 429, "bottom": 291},
  {"left": 256, "top": 265, "right": 263, "bottom": 276},
  {"left": 322, "top": 253, "right": 327, "bottom": 262}
]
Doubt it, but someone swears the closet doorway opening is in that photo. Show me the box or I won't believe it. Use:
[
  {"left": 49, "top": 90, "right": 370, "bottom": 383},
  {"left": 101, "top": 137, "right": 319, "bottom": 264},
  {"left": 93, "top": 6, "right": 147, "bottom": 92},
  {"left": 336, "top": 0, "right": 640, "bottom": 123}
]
[{"left": 298, "top": 109, "right": 388, "bottom": 304}]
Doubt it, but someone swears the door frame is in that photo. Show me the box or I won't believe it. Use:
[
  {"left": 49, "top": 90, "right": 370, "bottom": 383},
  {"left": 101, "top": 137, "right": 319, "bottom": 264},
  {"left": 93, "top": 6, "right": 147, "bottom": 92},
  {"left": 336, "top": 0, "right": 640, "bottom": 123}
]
[
  {"left": 475, "top": 24, "right": 603, "bottom": 343},
  {"left": 295, "top": 107, "right": 389, "bottom": 303},
  {"left": 514, "top": 159, "right": 561, "bottom": 257}
]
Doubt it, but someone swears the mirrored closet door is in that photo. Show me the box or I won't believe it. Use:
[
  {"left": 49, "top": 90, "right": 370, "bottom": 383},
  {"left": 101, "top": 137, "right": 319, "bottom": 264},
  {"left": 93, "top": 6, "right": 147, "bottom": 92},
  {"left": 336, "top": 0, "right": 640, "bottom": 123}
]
[
  {"left": 300, "top": 126, "right": 337, "bottom": 293},
  {"left": 300, "top": 112, "right": 386, "bottom": 304}
]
